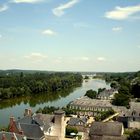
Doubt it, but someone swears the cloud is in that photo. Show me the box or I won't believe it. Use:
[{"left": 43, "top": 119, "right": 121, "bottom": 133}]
[
  {"left": 0, "top": 4, "right": 8, "bottom": 12},
  {"left": 112, "top": 27, "right": 122, "bottom": 32},
  {"left": 73, "top": 57, "right": 90, "bottom": 61},
  {"left": 52, "top": 0, "right": 79, "bottom": 17},
  {"left": 80, "top": 57, "right": 89, "bottom": 61},
  {"left": 42, "top": 29, "right": 56, "bottom": 36},
  {"left": 24, "top": 53, "right": 47, "bottom": 62},
  {"left": 0, "top": 34, "right": 2, "bottom": 38},
  {"left": 11, "top": 0, "right": 44, "bottom": 4},
  {"left": 105, "top": 4, "right": 140, "bottom": 20},
  {"left": 97, "top": 57, "right": 106, "bottom": 62},
  {"left": 137, "top": 46, "right": 140, "bottom": 49}
]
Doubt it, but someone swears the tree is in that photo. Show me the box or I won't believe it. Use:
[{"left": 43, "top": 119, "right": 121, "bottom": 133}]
[
  {"left": 119, "top": 85, "right": 130, "bottom": 95},
  {"left": 98, "top": 88, "right": 106, "bottom": 94},
  {"left": 84, "top": 76, "right": 89, "bottom": 79},
  {"left": 128, "top": 129, "right": 140, "bottom": 140},
  {"left": 112, "top": 93, "right": 130, "bottom": 107},
  {"left": 85, "top": 89, "right": 97, "bottom": 99},
  {"left": 66, "top": 126, "right": 78, "bottom": 136},
  {"left": 131, "top": 81, "right": 140, "bottom": 98},
  {"left": 110, "top": 81, "right": 119, "bottom": 89}
]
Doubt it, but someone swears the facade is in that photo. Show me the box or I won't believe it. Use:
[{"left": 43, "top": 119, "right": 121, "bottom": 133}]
[
  {"left": 89, "top": 122, "right": 126, "bottom": 140},
  {"left": 69, "top": 96, "right": 113, "bottom": 116}
]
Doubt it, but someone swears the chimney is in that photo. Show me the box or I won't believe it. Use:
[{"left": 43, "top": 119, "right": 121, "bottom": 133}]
[
  {"left": 10, "top": 116, "right": 15, "bottom": 125},
  {"left": 19, "top": 130, "right": 24, "bottom": 135},
  {"left": 28, "top": 109, "right": 32, "bottom": 116},
  {"left": 9, "top": 117, "right": 15, "bottom": 132},
  {"left": 24, "top": 109, "right": 29, "bottom": 116},
  {"left": 11, "top": 134, "right": 16, "bottom": 140},
  {"left": 2, "top": 134, "right": 6, "bottom": 140},
  {"left": 9, "top": 117, "right": 17, "bottom": 133}
]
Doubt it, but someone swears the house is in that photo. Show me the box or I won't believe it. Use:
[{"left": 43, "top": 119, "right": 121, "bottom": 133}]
[
  {"left": 97, "top": 88, "right": 118, "bottom": 100},
  {"left": 9, "top": 109, "right": 65, "bottom": 140},
  {"left": 0, "top": 131, "right": 25, "bottom": 140},
  {"left": 67, "top": 117, "right": 87, "bottom": 132},
  {"left": 89, "top": 122, "right": 126, "bottom": 140},
  {"left": 69, "top": 96, "right": 113, "bottom": 116},
  {"left": 117, "top": 102, "right": 140, "bottom": 128}
]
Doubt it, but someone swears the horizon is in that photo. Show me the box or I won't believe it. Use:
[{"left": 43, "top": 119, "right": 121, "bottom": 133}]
[
  {"left": 0, "top": 0, "right": 140, "bottom": 72},
  {"left": 0, "top": 68, "right": 138, "bottom": 73}
]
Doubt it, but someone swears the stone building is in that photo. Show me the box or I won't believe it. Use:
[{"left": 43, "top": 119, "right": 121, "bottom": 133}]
[
  {"left": 69, "top": 96, "right": 113, "bottom": 116},
  {"left": 97, "top": 88, "right": 118, "bottom": 100},
  {"left": 9, "top": 109, "right": 65, "bottom": 140},
  {"left": 117, "top": 102, "right": 140, "bottom": 128},
  {"left": 89, "top": 122, "right": 126, "bottom": 140}
]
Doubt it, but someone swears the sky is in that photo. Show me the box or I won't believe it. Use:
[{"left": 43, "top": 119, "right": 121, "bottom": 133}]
[{"left": 0, "top": 0, "right": 140, "bottom": 72}]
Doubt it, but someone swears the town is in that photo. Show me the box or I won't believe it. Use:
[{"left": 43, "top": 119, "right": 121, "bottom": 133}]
[{"left": 0, "top": 72, "right": 140, "bottom": 140}]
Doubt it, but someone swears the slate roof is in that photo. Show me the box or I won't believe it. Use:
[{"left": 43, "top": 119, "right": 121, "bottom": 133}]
[
  {"left": 0, "top": 131, "right": 24, "bottom": 140},
  {"left": 68, "top": 117, "right": 87, "bottom": 126},
  {"left": 17, "top": 116, "right": 33, "bottom": 124},
  {"left": 97, "top": 89, "right": 117, "bottom": 99},
  {"left": 19, "top": 123, "right": 44, "bottom": 139},
  {"left": 70, "top": 96, "right": 112, "bottom": 108},
  {"left": 89, "top": 122, "right": 123, "bottom": 136},
  {"left": 33, "top": 113, "right": 54, "bottom": 124},
  {"left": 90, "top": 135, "right": 126, "bottom": 140}
]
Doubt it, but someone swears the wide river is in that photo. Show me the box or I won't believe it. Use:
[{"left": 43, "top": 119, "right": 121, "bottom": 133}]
[{"left": 0, "top": 79, "right": 110, "bottom": 127}]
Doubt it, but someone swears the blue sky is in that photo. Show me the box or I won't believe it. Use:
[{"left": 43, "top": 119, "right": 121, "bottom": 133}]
[{"left": 0, "top": 0, "right": 140, "bottom": 72}]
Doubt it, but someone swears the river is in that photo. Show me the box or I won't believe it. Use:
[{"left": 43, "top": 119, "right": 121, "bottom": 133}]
[{"left": 0, "top": 79, "right": 110, "bottom": 127}]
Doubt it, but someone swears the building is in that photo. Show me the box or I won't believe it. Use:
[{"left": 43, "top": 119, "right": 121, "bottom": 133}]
[
  {"left": 97, "top": 88, "right": 118, "bottom": 100},
  {"left": 89, "top": 122, "right": 126, "bottom": 140},
  {"left": 0, "top": 131, "right": 25, "bottom": 140},
  {"left": 9, "top": 109, "right": 65, "bottom": 140},
  {"left": 69, "top": 96, "right": 113, "bottom": 116},
  {"left": 117, "top": 102, "right": 140, "bottom": 128},
  {"left": 67, "top": 116, "right": 87, "bottom": 132}
]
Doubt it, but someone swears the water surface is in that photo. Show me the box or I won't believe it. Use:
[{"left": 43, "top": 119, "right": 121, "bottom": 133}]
[{"left": 0, "top": 79, "right": 110, "bottom": 126}]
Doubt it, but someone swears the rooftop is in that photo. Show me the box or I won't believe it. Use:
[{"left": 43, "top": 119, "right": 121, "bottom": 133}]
[
  {"left": 89, "top": 122, "right": 123, "bottom": 136},
  {"left": 70, "top": 96, "right": 112, "bottom": 108}
]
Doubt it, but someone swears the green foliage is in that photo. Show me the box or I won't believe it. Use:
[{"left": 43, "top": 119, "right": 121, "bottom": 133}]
[
  {"left": 94, "top": 109, "right": 115, "bottom": 121},
  {"left": 36, "top": 106, "right": 59, "bottom": 114},
  {"left": 110, "top": 81, "right": 119, "bottom": 89},
  {"left": 84, "top": 76, "right": 89, "bottom": 79},
  {"left": 0, "top": 126, "right": 9, "bottom": 131},
  {"left": 131, "top": 80, "right": 140, "bottom": 98},
  {"left": 98, "top": 88, "right": 106, "bottom": 94},
  {"left": 119, "top": 85, "right": 130, "bottom": 95},
  {"left": 66, "top": 126, "right": 78, "bottom": 136},
  {"left": 112, "top": 93, "right": 130, "bottom": 107},
  {"left": 62, "top": 108, "right": 75, "bottom": 116},
  {"left": 128, "top": 129, "right": 140, "bottom": 140},
  {"left": 85, "top": 89, "right": 97, "bottom": 99},
  {"left": 0, "top": 72, "right": 82, "bottom": 99}
]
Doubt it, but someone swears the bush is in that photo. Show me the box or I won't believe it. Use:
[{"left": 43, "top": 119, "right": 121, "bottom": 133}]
[
  {"left": 128, "top": 129, "right": 140, "bottom": 140},
  {"left": 66, "top": 126, "right": 78, "bottom": 136},
  {"left": 85, "top": 89, "right": 97, "bottom": 99}
]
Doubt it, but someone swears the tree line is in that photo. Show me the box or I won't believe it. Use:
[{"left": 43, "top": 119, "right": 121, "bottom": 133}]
[
  {"left": 103, "top": 71, "right": 140, "bottom": 107},
  {"left": 0, "top": 72, "right": 82, "bottom": 99}
]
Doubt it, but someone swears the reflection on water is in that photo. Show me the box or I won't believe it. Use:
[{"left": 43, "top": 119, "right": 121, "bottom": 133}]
[{"left": 0, "top": 79, "right": 110, "bottom": 126}]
